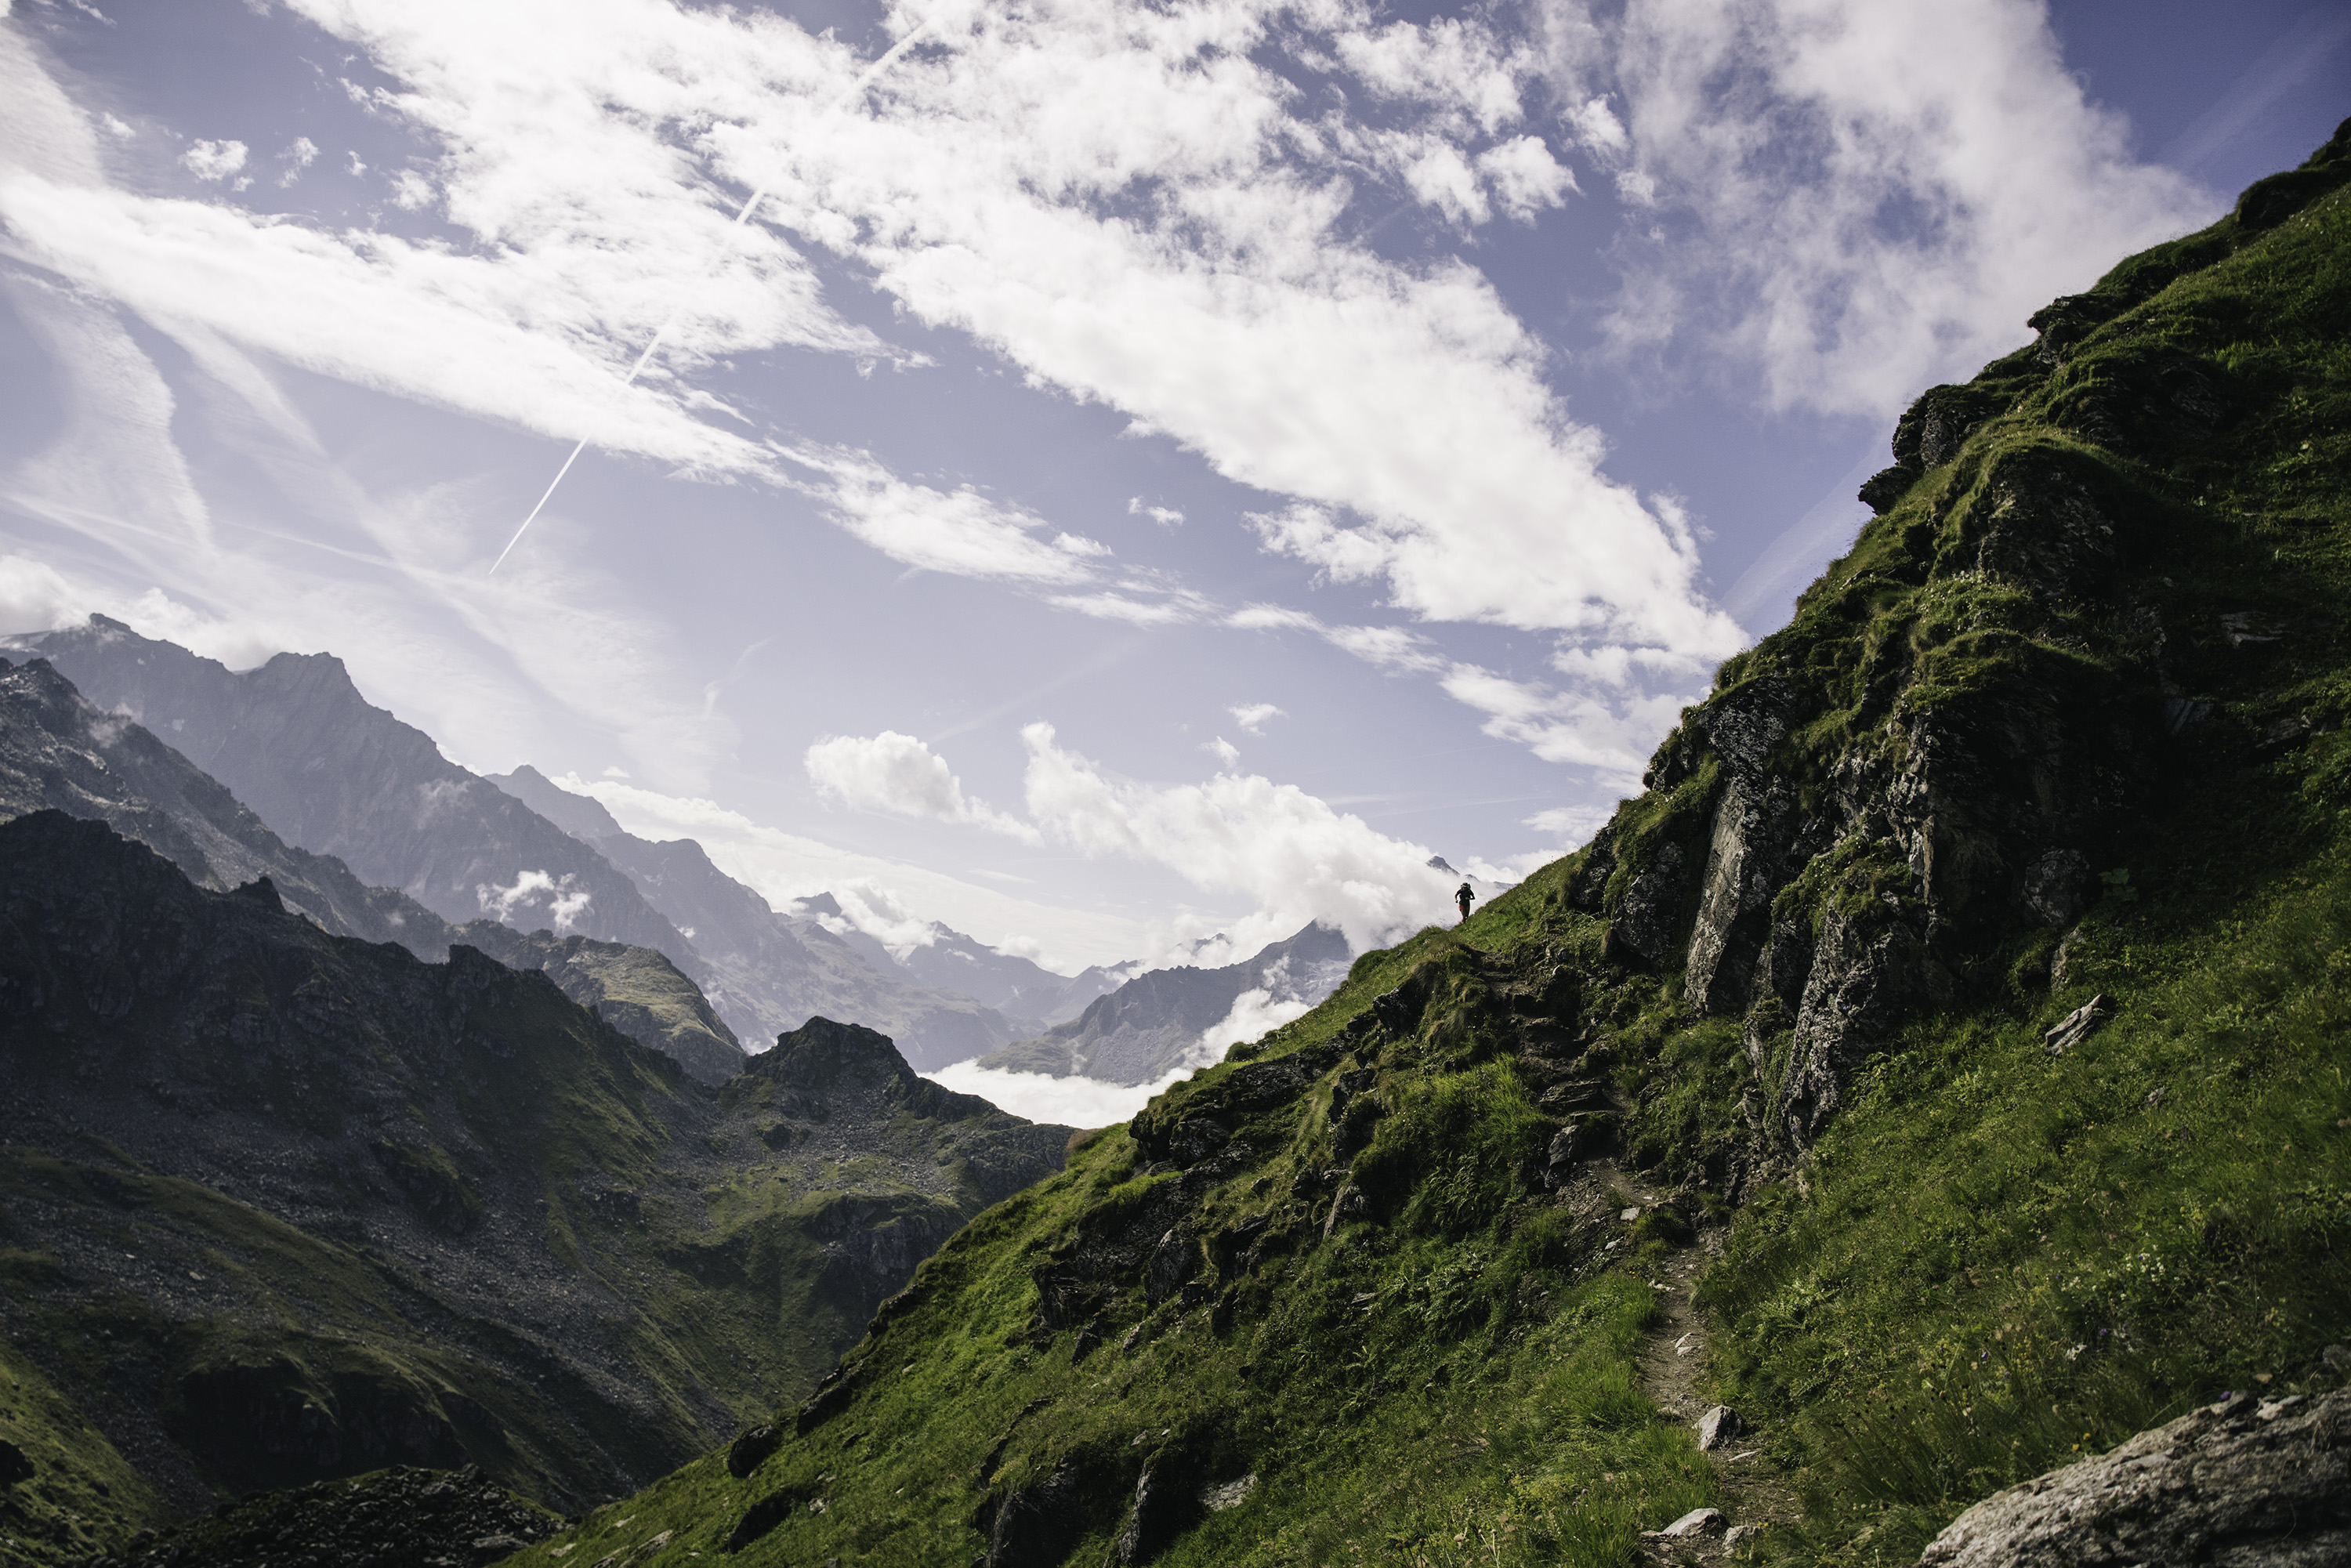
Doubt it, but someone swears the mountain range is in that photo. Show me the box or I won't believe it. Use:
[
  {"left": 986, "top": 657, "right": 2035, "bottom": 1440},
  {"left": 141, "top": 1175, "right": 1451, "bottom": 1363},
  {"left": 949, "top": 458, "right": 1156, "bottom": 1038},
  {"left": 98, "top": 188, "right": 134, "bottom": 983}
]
[
  {"left": 0, "top": 809, "right": 1072, "bottom": 1540},
  {"left": 975, "top": 921, "right": 1353, "bottom": 1085}
]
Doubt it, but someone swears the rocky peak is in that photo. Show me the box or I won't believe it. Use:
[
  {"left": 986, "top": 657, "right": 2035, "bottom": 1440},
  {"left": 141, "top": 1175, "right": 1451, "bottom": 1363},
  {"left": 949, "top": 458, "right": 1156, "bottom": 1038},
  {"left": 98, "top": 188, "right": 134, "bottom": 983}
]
[{"left": 752, "top": 1016, "right": 922, "bottom": 1092}]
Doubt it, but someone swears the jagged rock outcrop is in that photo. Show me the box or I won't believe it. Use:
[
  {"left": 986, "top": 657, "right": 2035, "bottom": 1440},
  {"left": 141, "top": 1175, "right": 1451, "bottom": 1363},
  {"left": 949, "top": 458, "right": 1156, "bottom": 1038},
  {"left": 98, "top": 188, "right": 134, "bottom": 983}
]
[{"left": 1917, "top": 1390, "right": 2351, "bottom": 1567}]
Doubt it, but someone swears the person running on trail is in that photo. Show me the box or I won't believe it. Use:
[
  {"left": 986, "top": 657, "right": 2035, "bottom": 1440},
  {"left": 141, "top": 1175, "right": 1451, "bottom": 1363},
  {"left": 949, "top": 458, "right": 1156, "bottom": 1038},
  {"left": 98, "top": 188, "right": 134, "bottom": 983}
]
[{"left": 1455, "top": 881, "right": 1474, "bottom": 923}]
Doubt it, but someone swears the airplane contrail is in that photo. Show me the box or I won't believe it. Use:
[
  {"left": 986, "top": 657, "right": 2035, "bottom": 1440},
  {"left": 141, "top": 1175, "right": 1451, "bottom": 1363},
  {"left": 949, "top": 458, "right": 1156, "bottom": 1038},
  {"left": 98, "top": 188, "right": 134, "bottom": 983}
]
[{"left": 490, "top": 16, "right": 939, "bottom": 575}]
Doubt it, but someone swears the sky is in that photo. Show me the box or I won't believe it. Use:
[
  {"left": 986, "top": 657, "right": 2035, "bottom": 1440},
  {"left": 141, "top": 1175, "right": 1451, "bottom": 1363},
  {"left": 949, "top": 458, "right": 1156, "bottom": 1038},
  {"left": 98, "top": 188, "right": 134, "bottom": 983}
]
[{"left": 1, "top": 0, "right": 2344, "bottom": 975}]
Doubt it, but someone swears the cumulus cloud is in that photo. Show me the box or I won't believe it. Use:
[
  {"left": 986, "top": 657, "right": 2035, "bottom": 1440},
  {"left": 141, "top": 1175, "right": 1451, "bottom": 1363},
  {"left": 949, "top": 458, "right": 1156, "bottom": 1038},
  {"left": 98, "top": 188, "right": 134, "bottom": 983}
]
[
  {"left": 1126, "top": 496, "right": 1184, "bottom": 527},
  {"left": 560, "top": 773, "right": 1149, "bottom": 969},
  {"left": 1227, "top": 702, "right": 1285, "bottom": 734},
  {"left": 179, "top": 138, "right": 246, "bottom": 182},
  {"left": 1596, "top": 0, "right": 2215, "bottom": 415},
  {"left": 1195, "top": 959, "right": 1317, "bottom": 1060},
  {"left": 476, "top": 867, "right": 592, "bottom": 929},
  {"left": 276, "top": 136, "right": 317, "bottom": 185},
  {"left": 1020, "top": 721, "right": 1455, "bottom": 955},
  {"left": 804, "top": 730, "right": 1041, "bottom": 843}
]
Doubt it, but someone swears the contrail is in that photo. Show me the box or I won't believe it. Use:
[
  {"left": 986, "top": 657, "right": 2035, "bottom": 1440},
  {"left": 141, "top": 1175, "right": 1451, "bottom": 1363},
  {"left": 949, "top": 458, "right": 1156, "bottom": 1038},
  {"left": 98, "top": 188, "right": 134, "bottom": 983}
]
[{"left": 490, "top": 16, "right": 938, "bottom": 575}]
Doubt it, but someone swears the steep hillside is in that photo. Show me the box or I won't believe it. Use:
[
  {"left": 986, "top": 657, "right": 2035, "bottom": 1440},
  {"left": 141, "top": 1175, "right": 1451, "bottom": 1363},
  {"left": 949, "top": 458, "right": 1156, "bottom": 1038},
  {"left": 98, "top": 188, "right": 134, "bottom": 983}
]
[
  {"left": 0, "top": 814, "right": 1067, "bottom": 1563},
  {"left": 455, "top": 925, "right": 746, "bottom": 1085},
  {"left": 980, "top": 923, "right": 1350, "bottom": 1085},
  {"left": 496, "top": 125, "right": 2351, "bottom": 1568}
]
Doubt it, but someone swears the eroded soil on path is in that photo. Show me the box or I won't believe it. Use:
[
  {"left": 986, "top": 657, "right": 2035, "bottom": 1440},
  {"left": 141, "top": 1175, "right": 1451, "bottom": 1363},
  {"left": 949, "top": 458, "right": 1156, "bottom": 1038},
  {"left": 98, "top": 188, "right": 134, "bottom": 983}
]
[{"left": 1581, "top": 1159, "right": 1802, "bottom": 1564}]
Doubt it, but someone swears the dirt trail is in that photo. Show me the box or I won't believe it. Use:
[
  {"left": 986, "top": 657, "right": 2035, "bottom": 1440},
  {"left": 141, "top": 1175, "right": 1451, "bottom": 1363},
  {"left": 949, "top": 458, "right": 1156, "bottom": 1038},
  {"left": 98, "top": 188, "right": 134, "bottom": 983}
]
[{"left": 1581, "top": 1159, "right": 1800, "bottom": 1563}]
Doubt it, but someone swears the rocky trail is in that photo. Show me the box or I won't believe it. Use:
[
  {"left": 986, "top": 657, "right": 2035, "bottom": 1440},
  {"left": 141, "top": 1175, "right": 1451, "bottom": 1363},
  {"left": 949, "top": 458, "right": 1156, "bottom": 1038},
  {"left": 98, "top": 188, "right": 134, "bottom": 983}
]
[{"left": 1583, "top": 1158, "right": 1798, "bottom": 1564}]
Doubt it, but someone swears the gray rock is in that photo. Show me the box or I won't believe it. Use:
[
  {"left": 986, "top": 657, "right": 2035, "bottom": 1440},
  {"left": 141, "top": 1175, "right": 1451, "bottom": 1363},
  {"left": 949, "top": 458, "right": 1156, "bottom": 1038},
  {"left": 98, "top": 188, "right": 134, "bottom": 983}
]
[
  {"left": 2043, "top": 994, "right": 2111, "bottom": 1056},
  {"left": 1917, "top": 1388, "right": 2351, "bottom": 1566},
  {"left": 1113, "top": 1454, "right": 1191, "bottom": 1564},
  {"left": 1781, "top": 907, "right": 1933, "bottom": 1145},
  {"left": 1684, "top": 777, "right": 1801, "bottom": 1017},
  {"left": 1197, "top": 1475, "right": 1256, "bottom": 1512},
  {"left": 1541, "top": 1124, "right": 1585, "bottom": 1190},
  {"left": 1610, "top": 840, "right": 1691, "bottom": 970},
  {"left": 1661, "top": 1507, "right": 1727, "bottom": 1538},
  {"left": 1695, "top": 1406, "right": 1744, "bottom": 1451},
  {"left": 2324, "top": 1344, "right": 2350, "bottom": 1373},
  {"left": 2018, "top": 849, "right": 2092, "bottom": 929},
  {"left": 1724, "top": 1523, "right": 1764, "bottom": 1549}
]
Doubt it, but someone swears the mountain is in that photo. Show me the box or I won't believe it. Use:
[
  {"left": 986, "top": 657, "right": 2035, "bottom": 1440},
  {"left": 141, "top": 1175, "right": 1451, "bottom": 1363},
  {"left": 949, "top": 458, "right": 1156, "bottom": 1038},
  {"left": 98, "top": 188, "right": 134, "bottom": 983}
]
[
  {"left": 23, "top": 619, "right": 703, "bottom": 971},
  {"left": 487, "top": 766, "right": 1031, "bottom": 1068},
  {"left": 0, "top": 810, "right": 1071, "bottom": 1559},
  {"left": 487, "top": 128, "right": 2351, "bottom": 1567},
  {"left": 0, "top": 654, "right": 744, "bottom": 1084},
  {"left": 0, "top": 654, "right": 458, "bottom": 952},
  {"left": 975, "top": 922, "right": 1352, "bottom": 1085}
]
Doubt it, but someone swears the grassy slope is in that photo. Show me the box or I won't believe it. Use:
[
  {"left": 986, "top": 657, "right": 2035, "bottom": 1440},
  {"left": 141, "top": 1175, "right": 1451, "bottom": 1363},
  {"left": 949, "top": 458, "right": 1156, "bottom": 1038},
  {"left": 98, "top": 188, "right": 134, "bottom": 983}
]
[{"left": 509, "top": 140, "right": 2349, "bottom": 1566}]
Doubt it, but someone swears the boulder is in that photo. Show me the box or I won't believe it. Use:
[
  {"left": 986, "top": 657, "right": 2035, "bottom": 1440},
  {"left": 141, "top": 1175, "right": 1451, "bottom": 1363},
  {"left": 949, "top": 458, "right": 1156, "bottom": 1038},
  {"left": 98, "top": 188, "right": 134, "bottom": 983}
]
[
  {"left": 2042, "top": 994, "right": 2111, "bottom": 1056},
  {"left": 1917, "top": 1389, "right": 2351, "bottom": 1567},
  {"left": 1659, "top": 1507, "right": 1727, "bottom": 1539},
  {"left": 1695, "top": 1406, "right": 1744, "bottom": 1451}
]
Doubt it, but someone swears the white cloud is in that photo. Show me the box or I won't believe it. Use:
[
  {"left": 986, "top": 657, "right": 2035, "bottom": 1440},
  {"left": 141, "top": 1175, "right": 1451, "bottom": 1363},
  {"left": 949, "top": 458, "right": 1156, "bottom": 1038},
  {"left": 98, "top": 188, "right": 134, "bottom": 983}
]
[
  {"left": 1126, "top": 496, "right": 1184, "bottom": 527},
  {"left": 1204, "top": 736, "right": 1240, "bottom": 767},
  {"left": 556, "top": 772, "right": 1153, "bottom": 970},
  {"left": 804, "top": 730, "right": 1041, "bottom": 843},
  {"left": 925, "top": 1058, "right": 1192, "bottom": 1128},
  {"left": 0, "top": 553, "right": 82, "bottom": 635},
  {"left": 1195, "top": 962, "right": 1317, "bottom": 1060},
  {"left": 1599, "top": 0, "right": 2215, "bottom": 415},
  {"left": 1227, "top": 701, "right": 1284, "bottom": 734},
  {"left": 277, "top": 136, "right": 317, "bottom": 184},
  {"left": 783, "top": 447, "right": 1102, "bottom": 587},
  {"left": 1020, "top": 721, "right": 1454, "bottom": 955},
  {"left": 1523, "top": 802, "right": 1614, "bottom": 847},
  {"left": 476, "top": 867, "right": 592, "bottom": 929},
  {"left": 180, "top": 138, "right": 247, "bottom": 182}
]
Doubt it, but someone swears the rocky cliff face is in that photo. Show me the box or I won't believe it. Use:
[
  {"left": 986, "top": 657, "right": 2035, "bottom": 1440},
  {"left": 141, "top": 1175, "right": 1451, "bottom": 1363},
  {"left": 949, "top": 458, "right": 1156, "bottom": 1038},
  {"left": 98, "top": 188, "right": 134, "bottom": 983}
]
[
  {"left": 1571, "top": 130, "right": 2351, "bottom": 1159},
  {"left": 0, "top": 813, "right": 1068, "bottom": 1542},
  {"left": 978, "top": 922, "right": 1351, "bottom": 1085}
]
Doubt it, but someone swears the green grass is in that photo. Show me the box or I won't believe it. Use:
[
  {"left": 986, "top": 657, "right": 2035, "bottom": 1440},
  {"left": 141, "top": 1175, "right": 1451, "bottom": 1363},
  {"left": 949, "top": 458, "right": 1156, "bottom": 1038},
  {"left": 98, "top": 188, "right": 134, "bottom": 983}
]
[{"left": 484, "top": 135, "right": 2351, "bottom": 1567}]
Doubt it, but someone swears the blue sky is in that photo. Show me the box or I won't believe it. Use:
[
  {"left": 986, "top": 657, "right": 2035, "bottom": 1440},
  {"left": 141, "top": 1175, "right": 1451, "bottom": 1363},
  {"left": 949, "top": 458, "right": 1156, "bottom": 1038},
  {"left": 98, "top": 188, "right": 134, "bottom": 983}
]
[{"left": 1, "top": 0, "right": 2344, "bottom": 972}]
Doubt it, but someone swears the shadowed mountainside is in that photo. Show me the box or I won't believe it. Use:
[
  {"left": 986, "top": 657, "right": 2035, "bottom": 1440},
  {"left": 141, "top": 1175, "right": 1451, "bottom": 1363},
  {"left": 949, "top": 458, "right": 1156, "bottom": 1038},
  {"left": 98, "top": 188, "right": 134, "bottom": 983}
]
[
  {"left": 0, "top": 656, "right": 743, "bottom": 1083},
  {"left": 0, "top": 812, "right": 1070, "bottom": 1560}
]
